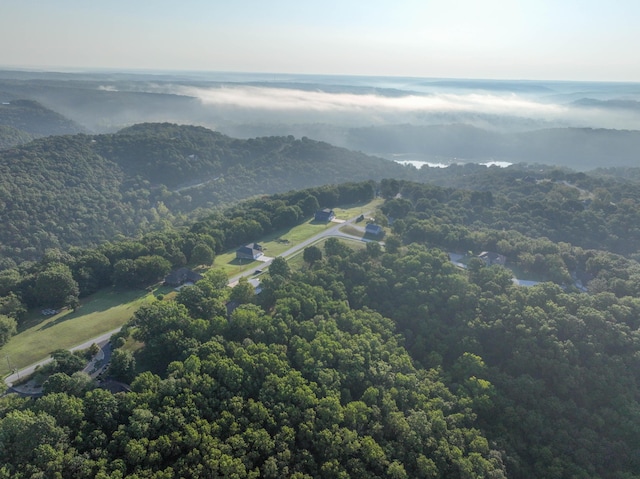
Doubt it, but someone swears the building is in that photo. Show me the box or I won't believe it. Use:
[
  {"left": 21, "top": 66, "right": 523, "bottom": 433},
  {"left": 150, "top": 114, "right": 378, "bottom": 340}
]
[
  {"left": 314, "top": 208, "right": 335, "bottom": 222},
  {"left": 478, "top": 251, "right": 507, "bottom": 266},
  {"left": 164, "top": 268, "right": 203, "bottom": 287},
  {"left": 236, "top": 243, "right": 264, "bottom": 260},
  {"left": 365, "top": 223, "right": 384, "bottom": 236}
]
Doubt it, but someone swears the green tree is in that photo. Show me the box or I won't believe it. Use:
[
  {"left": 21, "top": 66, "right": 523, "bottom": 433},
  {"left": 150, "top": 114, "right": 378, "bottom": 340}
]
[
  {"left": 133, "top": 255, "right": 172, "bottom": 285},
  {"left": 303, "top": 246, "right": 322, "bottom": 266},
  {"left": 51, "top": 349, "right": 85, "bottom": 375},
  {"left": 269, "top": 256, "right": 291, "bottom": 279},
  {"left": 190, "top": 242, "right": 215, "bottom": 266},
  {"left": 204, "top": 268, "right": 230, "bottom": 289},
  {"left": 0, "top": 292, "right": 27, "bottom": 321},
  {"left": 229, "top": 277, "right": 255, "bottom": 305},
  {"left": 0, "top": 314, "right": 17, "bottom": 347},
  {"left": 34, "top": 263, "right": 79, "bottom": 308},
  {"left": 109, "top": 349, "right": 137, "bottom": 383}
]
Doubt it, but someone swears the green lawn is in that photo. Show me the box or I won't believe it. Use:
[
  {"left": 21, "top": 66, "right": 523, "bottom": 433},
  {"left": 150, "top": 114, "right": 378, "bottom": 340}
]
[
  {"left": 2, "top": 198, "right": 383, "bottom": 376},
  {"left": 1, "top": 288, "right": 156, "bottom": 376},
  {"left": 212, "top": 198, "right": 383, "bottom": 278},
  {"left": 339, "top": 224, "right": 365, "bottom": 238},
  {"left": 287, "top": 237, "right": 367, "bottom": 272}
]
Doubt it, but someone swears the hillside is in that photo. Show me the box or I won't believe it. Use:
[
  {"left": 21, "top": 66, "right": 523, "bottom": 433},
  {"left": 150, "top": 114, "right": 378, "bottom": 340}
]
[
  {"left": 0, "top": 123, "right": 410, "bottom": 265},
  {"left": 1, "top": 178, "right": 640, "bottom": 477},
  {"left": 0, "top": 125, "right": 34, "bottom": 150},
  {"left": 0, "top": 99, "right": 84, "bottom": 136},
  {"left": 344, "top": 124, "right": 640, "bottom": 170}
]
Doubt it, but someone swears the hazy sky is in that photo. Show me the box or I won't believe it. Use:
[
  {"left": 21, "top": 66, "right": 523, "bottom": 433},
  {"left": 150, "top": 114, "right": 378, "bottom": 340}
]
[{"left": 2, "top": 0, "right": 639, "bottom": 81}]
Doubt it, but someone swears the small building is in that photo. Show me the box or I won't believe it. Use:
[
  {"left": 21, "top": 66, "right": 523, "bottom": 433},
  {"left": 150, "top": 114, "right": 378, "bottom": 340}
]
[
  {"left": 236, "top": 243, "right": 264, "bottom": 260},
  {"left": 164, "top": 268, "right": 203, "bottom": 287},
  {"left": 365, "top": 224, "right": 384, "bottom": 237},
  {"left": 478, "top": 251, "right": 506, "bottom": 266},
  {"left": 315, "top": 208, "right": 335, "bottom": 222}
]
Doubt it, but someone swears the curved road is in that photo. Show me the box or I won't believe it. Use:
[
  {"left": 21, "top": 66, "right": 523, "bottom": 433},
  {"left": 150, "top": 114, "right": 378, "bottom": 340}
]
[
  {"left": 229, "top": 212, "right": 378, "bottom": 285},
  {"left": 5, "top": 211, "right": 381, "bottom": 387},
  {"left": 4, "top": 328, "right": 121, "bottom": 388}
]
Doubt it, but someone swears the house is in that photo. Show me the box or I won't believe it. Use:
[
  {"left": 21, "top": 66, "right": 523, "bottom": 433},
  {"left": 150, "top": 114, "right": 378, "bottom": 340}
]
[
  {"left": 314, "top": 208, "right": 335, "bottom": 222},
  {"left": 478, "top": 251, "right": 507, "bottom": 266},
  {"left": 164, "top": 268, "right": 203, "bottom": 287},
  {"left": 236, "top": 243, "right": 264, "bottom": 260},
  {"left": 365, "top": 224, "right": 384, "bottom": 236}
]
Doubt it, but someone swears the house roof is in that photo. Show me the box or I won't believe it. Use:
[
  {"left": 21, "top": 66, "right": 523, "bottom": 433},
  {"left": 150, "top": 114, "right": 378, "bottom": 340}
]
[
  {"left": 236, "top": 244, "right": 264, "bottom": 258},
  {"left": 365, "top": 224, "right": 383, "bottom": 234},
  {"left": 315, "top": 208, "right": 335, "bottom": 220},
  {"left": 164, "top": 268, "right": 203, "bottom": 285}
]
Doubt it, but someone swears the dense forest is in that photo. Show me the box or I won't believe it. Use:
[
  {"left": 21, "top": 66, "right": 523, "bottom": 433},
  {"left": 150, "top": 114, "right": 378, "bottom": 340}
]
[
  {"left": 1, "top": 177, "right": 640, "bottom": 477},
  {"left": 345, "top": 124, "right": 640, "bottom": 169},
  {"left": 0, "top": 123, "right": 410, "bottom": 265},
  {"left": 0, "top": 99, "right": 83, "bottom": 137},
  {"left": 0, "top": 125, "right": 34, "bottom": 150},
  {"left": 4, "top": 120, "right": 640, "bottom": 269}
]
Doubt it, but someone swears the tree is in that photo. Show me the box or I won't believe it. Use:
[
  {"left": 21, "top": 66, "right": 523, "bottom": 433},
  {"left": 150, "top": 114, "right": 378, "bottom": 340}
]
[
  {"left": 34, "top": 263, "right": 79, "bottom": 308},
  {"left": 190, "top": 243, "right": 215, "bottom": 266},
  {"left": 42, "top": 371, "right": 93, "bottom": 396},
  {"left": 298, "top": 195, "right": 320, "bottom": 217},
  {"left": 366, "top": 241, "right": 382, "bottom": 258},
  {"left": 177, "top": 284, "right": 226, "bottom": 320},
  {"left": 109, "top": 349, "right": 137, "bottom": 383},
  {"left": 0, "top": 292, "right": 26, "bottom": 322},
  {"left": 324, "top": 237, "right": 351, "bottom": 257},
  {"left": 384, "top": 235, "right": 402, "bottom": 254},
  {"left": 0, "top": 314, "right": 17, "bottom": 347},
  {"left": 229, "top": 277, "right": 255, "bottom": 305},
  {"left": 51, "top": 349, "right": 86, "bottom": 376},
  {"left": 269, "top": 257, "right": 291, "bottom": 279},
  {"left": 204, "top": 268, "right": 229, "bottom": 290},
  {"left": 303, "top": 246, "right": 322, "bottom": 266},
  {"left": 133, "top": 255, "right": 172, "bottom": 285}
]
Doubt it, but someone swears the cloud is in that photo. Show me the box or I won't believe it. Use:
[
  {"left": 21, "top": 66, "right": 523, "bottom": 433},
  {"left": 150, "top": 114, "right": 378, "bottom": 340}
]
[
  {"left": 177, "top": 85, "right": 566, "bottom": 118},
  {"left": 126, "top": 82, "right": 640, "bottom": 131}
]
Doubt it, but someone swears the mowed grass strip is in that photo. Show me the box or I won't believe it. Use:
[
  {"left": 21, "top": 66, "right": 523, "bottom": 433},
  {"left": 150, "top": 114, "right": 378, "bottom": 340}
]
[
  {"left": 1, "top": 288, "right": 154, "bottom": 375},
  {"left": 213, "top": 198, "right": 383, "bottom": 277},
  {"left": 2, "top": 199, "right": 383, "bottom": 375},
  {"left": 287, "top": 236, "right": 367, "bottom": 272}
]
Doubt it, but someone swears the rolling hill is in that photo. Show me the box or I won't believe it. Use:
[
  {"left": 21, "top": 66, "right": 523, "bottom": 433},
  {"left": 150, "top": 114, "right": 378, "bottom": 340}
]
[{"left": 0, "top": 123, "right": 410, "bottom": 265}]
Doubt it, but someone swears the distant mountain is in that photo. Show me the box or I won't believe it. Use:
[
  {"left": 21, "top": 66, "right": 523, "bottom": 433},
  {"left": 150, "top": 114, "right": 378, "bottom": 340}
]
[
  {"left": 0, "top": 125, "right": 34, "bottom": 150},
  {"left": 0, "top": 123, "right": 410, "bottom": 264},
  {"left": 0, "top": 99, "right": 84, "bottom": 136},
  {"left": 345, "top": 124, "right": 640, "bottom": 170},
  {"left": 0, "top": 78, "right": 209, "bottom": 133},
  {"left": 572, "top": 98, "right": 640, "bottom": 111}
]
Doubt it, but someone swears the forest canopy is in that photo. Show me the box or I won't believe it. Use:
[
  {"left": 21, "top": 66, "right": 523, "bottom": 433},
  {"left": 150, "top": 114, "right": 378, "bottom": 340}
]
[{"left": 1, "top": 177, "right": 640, "bottom": 477}]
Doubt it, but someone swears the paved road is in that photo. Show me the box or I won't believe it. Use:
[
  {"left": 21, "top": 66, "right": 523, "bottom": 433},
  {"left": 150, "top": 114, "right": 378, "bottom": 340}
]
[
  {"left": 4, "top": 328, "right": 121, "bottom": 387},
  {"left": 228, "top": 212, "right": 377, "bottom": 284},
  {"left": 5, "top": 211, "right": 381, "bottom": 387}
]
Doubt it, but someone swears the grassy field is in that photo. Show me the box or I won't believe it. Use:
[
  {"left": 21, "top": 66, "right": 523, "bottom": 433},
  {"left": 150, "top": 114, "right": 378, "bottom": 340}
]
[
  {"left": 211, "top": 197, "right": 383, "bottom": 278},
  {"left": 2, "top": 198, "right": 383, "bottom": 376},
  {"left": 1, "top": 288, "right": 158, "bottom": 376},
  {"left": 287, "top": 236, "right": 367, "bottom": 271}
]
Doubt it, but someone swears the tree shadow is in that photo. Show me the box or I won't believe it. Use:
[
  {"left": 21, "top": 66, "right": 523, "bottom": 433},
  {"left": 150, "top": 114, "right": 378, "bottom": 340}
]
[
  {"left": 21, "top": 287, "right": 150, "bottom": 333},
  {"left": 37, "top": 313, "right": 74, "bottom": 331},
  {"left": 228, "top": 258, "right": 259, "bottom": 266}
]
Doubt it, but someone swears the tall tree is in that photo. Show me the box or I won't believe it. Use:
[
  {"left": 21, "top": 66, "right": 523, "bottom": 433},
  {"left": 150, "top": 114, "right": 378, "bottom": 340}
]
[
  {"left": 0, "top": 314, "right": 17, "bottom": 347},
  {"left": 33, "top": 263, "right": 79, "bottom": 308},
  {"left": 269, "top": 256, "right": 291, "bottom": 279},
  {"left": 190, "top": 243, "right": 215, "bottom": 266},
  {"left": 303, "top": 246, "right": 323, "bottom": 266}
]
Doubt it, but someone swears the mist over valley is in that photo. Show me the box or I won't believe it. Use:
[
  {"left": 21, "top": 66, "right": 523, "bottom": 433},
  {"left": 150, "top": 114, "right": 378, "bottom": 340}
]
[{"left": 2, "top": 70, "right": 640, "bottom": 170}]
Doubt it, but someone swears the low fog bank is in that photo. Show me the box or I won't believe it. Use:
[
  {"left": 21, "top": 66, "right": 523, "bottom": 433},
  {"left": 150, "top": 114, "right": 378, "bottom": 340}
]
[{"left": 2, "top": 71, "right": 640, "bottom": 170}]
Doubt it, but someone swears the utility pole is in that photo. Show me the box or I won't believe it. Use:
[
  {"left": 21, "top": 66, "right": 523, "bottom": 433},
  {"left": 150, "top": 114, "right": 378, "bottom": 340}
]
[{"left": 5, "top": 355, "right": 19, "bottom": 380}]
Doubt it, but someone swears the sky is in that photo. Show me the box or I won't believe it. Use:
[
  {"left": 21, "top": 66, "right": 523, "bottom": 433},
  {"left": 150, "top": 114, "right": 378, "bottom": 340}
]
[{"left": 2, "top": 0, "right": 640, "bottom": 82}]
